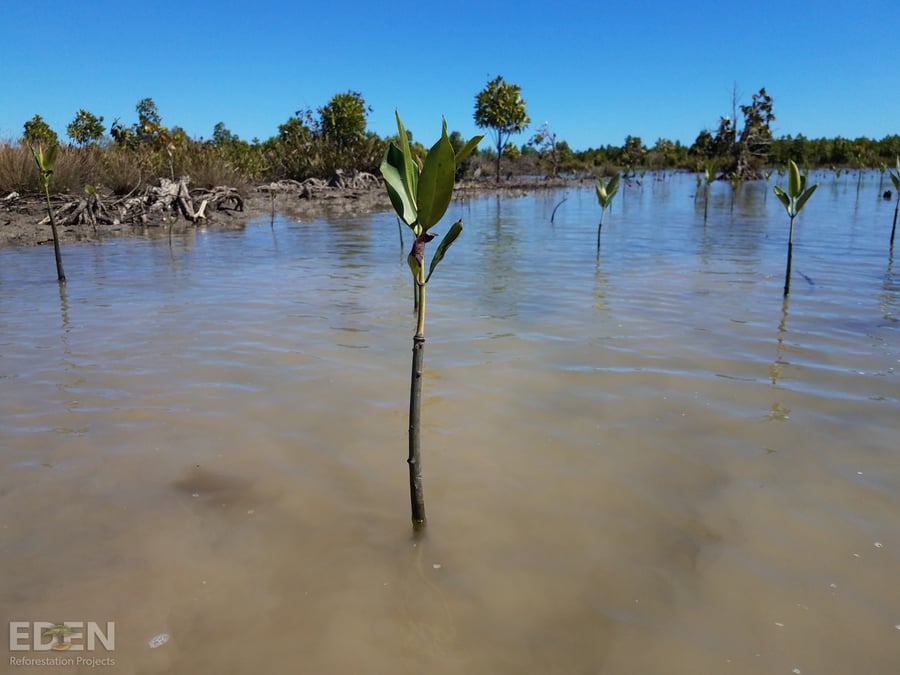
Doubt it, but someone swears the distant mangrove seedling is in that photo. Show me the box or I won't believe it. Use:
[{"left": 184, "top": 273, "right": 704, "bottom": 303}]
[
  {"left": 31, "top": 143, "right": 66, "bottom": 284},
  {"left": 889, "top": 157, "right": 900, "bottom": 248},
  {"left": 380, "top": 112, "right": 482, "bottom": 529},
  {"left": 595, "top": 172, "right": 620, "bottom": 256},
  {"left": 773, "top": 159, "right": 818, "bottom": 296}
]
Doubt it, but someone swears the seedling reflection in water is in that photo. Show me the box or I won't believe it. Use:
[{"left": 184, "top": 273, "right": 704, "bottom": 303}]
[
  {"left": 380, "top": 112, "right": 481, "bottom": 529},
  {"left": 773, "top": 159, "right": 818, "bottom": 296}
]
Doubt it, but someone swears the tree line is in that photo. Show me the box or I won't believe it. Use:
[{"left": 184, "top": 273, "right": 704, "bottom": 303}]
[{"left": 5, "top": 79, "right": 900, "bottom": 195}]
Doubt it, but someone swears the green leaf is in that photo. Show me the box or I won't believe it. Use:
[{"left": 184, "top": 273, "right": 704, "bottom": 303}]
[
  {"left": 455, "top": 135, "right": 484, "bottom": 165},
  {"left": 788, "top": 160, "right": 801, "bottom": 198},
  {"left": 30, "top": 144, "right": 42, "bottom": 170},
  {"left": 795, "top": 183, "right": 818, "bottom": 214},
  {"left": 394, "top": 111, "right": 418, "bottom": 205},
  {"left": 425, "top": 220, "right": 462, "bottom": 283},
  {"left": 773, "top": 185, "right": 791, "bottom": 212},
  {"left": 416, "top": 128, "right": 456, "bottom": 230},
  {"left": 380, "top": 143, "right": 417, "bottom": 226},
  {"left": 44, "top": 143, "right": 58, "bottom": 169},
  {"left": 606, "top": 173, "right": 620, "bottom": 200},
  {"left": 890, "top": 172, "right": 900, "bottom": 191}
]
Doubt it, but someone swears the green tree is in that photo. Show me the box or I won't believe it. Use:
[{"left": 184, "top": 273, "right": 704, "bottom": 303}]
[
  {"left": 623, "top": 135, "right": 645, "bottom": 174},
  {"left": 22, "top": 115, "right": 59, "bottom": 147},
  {"left": 737, "top": 87, "right": 775, "bottom": 175},
  {"left": 212, "top": 122, "right": 237, "bottom": 146},
  {"left": 66, "top": 109, "right": 105, "bottom": 146},
  {"left": 709, "top": 86, "right": 775, "bottom": 179},
  {"left": 474, "top": 75, "right": 530, "bottom": 182},
  {"left": 318, "top": 90, "right": 370, "bottom": 148}
]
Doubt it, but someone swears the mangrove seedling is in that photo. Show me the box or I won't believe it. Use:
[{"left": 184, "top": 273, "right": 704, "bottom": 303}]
[
  {"left": 380, "top": 112, "right": 482, "bottom": 529},
  {"left": 773, "top": 159, "right": 818, "bottom": 296},
  {"left": 703, "top": 159, "right": 715, "bottom": 222},
  {"left": 31, "top": 143, "right": 66, "bottom": 284},
  {"left": 729, "top": 172, "right": 740, "bottom": 214},
  {"left": 595, "top": 172, "right": 620, "bottom": 255},
  {"left": 889, "top": 157, "right": 900, "bottom": 247}
]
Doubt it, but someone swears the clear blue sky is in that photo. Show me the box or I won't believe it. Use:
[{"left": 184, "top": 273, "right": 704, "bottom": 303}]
[{"left": 2, "top": 0, "right": 897, "bottom": 151}]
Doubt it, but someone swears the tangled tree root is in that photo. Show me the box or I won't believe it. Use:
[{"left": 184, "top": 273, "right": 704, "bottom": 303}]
[
  {"left": 257, "top": 170, "right": 380, "bottom": 200},
  {"left": 36, "top": 177, "right": 244, "bottom": 228}
]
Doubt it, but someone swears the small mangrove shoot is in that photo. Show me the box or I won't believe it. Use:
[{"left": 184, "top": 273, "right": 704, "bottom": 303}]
[
  {"left": 595, "top": 172, "right": 620, "bottom": 256},
  {"left": 889, "top": 157, "right": 900, "bottom": 248},
  {"left": 31, "top": 143, "right": 66, "bottom": 284},
  {"left": 703, "top": 159, "right": 715, "bottom": 222},
  {"left": 773, "top": 159, "right": 818, "bottom": 297},
  {"left": 380, "top": 112, "right": 482, "bottom": 529}
]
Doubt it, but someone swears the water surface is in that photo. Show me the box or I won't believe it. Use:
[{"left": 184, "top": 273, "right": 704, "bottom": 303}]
[{"left": 1, "top": 173, "right": 898, "bottom": 674}]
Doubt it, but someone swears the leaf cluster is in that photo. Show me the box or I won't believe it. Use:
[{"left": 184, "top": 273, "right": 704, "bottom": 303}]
[
  {"left": 380, "top": 113, "right": 481, "bottom": 283},
  {"left": 595, "top": 173, "right": 619, "bottom": 209},
  {"left": 773, "top": 159, "right": 818, "bottom": 218},
  {"left": 30, "top": 143, "right": 58, "bottom": 191}
]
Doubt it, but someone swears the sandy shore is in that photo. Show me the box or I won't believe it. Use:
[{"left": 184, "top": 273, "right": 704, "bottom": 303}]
[{"left": 0, "top": 178, "right": 583, "bottom": 249}]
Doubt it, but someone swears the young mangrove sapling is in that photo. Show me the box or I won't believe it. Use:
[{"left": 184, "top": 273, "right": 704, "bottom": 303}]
[
  {"left": 380, "top": 112, "right": 482, "bottom": 529},
  {"left": 595, "top": 172, "right": 620, "bottom": 256},
  {"left": 773, "top": 159, "right": 818, "bottom": 296},
  {"left": 889, "top": 157, "right": 900, "bottom": 248},
  {"left": 31, "top": 143, "right": 66, "bottom": 284}
]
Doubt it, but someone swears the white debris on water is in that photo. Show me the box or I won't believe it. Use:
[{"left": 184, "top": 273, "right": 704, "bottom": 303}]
[
  {"left": 148, "top": 632, "right": 170, "bottom": 649},
  {"left": 874, "top": 542, "right": 884, "bottom": 549},
  {"left": 432, "top": 563, "right": 442, "bottom": 569}
]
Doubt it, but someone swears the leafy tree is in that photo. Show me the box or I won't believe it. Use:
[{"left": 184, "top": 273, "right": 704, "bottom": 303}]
[
  {"left": 22, "top": 115, "right": 59, "bottom": 147},
  {"left": 66, "top": 109, "right": 105, "bottom": 146},
  {"left": 474, "top": 75, "right": 530, "bottom": 182},
  {"left": 212, "top": 122, "right": 238, "bottom": 146},
  {"left": 709, "top": 86, "right": 775, "bottom": 179},
  {"left": 622, "top": 135, "right": 645, "bottom": 174},
  {"left": 689, "top": 129, "right": 716, "bottom": 163},
  {"left": 318, "top": 90, "right": 370, "bottom": 148},
  {"left": 737, "top": 87, "right": 775, "bottom": 174}
]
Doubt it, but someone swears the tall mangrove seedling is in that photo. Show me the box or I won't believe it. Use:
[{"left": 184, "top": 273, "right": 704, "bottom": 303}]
[
  {"left": 773, "top": 159, "right": 818, "bottom": 296},
  {"left": 31, "top": 144, "right": 66, "bottom": 284},
  {"left": 595, "top": 172, "right": 620, "bottom": 256},
  {"left": 889, "top": 157, "right": 900, "bottom": 248},
  {"left": 380, "top": 112, "right": 482, "bottom": 529}
]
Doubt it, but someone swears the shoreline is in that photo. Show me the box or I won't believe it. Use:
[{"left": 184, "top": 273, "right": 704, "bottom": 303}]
[{"left": 0, "top": 177, "right": 586, "bottom": 249}]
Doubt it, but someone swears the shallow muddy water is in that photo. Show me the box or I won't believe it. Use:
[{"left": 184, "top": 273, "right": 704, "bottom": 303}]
[{"left": 1, "top": 172, "right": 898, "bottom": 674}]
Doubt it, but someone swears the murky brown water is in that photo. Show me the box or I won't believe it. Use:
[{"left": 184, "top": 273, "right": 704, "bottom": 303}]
[{"left": 2, "top": 174, "right": 899, "bottom": 674}]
